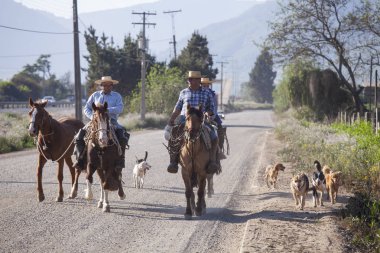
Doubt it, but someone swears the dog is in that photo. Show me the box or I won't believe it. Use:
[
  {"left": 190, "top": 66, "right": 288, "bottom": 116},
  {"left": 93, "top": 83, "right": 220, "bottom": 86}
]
[
  {"left": 311, "top": 160, "right": 325, "bottom": 207},
  {"left": 264, "top": 163, "right": 286, "bottom": 189},
  {"left": 323, "top": 165, "right": 342, "bottom": 204},
  {"left": 290, "top": 173, "right": 309, "bottom": 210},
  {"left": 133, "top": 151, "right": 151, "bottom": 189}
]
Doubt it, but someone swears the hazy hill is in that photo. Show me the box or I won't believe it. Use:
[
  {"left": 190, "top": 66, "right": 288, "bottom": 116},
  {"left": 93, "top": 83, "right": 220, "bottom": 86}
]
[{"left": 0, "top": 0, "right": 278, "bottom": 86}]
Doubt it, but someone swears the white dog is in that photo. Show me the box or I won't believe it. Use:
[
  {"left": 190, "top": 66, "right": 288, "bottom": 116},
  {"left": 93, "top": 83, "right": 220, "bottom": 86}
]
[{"left": 133, "top": 160, "right": 151, "bottom": 189}]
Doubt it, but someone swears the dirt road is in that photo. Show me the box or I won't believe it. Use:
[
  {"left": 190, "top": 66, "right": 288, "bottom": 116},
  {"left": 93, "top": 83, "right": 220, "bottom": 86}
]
[{"left": 0, "top": 110, "right": 346, "bottom": 252}]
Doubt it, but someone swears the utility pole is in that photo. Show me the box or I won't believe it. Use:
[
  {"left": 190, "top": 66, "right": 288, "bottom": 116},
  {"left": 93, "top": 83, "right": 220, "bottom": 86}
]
[
  {"left": 73, "top": 0, "right": 82, "bottom": 120},
  {"left": 132, "top": 11, "right": 156, "bottom": 120},
  {"left": 216, "top": 61, "right": 228, "bottom": 110},
  {"left": 163, "top": 9, "right": 181, "bottom": 60}
]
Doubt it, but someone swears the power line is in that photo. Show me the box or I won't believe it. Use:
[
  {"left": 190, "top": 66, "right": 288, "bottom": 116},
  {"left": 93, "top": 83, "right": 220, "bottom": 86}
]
[{"left": 0, "top": 24, "right": 72, "bottom": 34}]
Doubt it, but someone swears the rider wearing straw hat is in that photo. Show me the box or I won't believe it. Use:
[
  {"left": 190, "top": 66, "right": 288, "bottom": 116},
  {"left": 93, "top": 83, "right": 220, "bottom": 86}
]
[
  {"left": 201, "top": 77, "right": 227, "bottom": 159},
  {"left": 73, "top": 76, "right": 129, "bottom": 171},
  {"left": 166, "top": 71, "right": 220, "bottom": 174}
]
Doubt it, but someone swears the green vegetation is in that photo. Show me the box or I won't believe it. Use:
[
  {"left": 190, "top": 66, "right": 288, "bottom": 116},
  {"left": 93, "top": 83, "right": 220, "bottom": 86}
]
[
  {"left": 276, "top": 116, "right": 380, "bottom": 251},
  {"left": 0, "top": 112, "right": 34, "bottom": 154}
]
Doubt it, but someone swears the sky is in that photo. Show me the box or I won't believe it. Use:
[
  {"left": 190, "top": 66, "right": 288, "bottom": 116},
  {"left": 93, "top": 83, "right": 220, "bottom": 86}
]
[
  {"left": 13, "top": 0, "right": 160, "bottom": 18},
  {"left": 13, "top": 0, "right": 267, "bottom": 18}
]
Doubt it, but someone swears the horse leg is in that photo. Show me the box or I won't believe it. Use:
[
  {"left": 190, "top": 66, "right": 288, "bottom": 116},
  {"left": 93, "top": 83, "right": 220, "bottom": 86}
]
[
  {"left": 206, "top": 174, "right": 213, "bottom": 198},
  {"left": 56, "top": 160, "right": 65, "bottom": 202},
  {"left": 141, "top": 177, "right": 144, "bottom": 189},
  {"left": 66, "top": 156, "right": 79, "bottom": 199},
  {"left": 85, "top": 164, "right": 96, "bottom": 200},
  {"left": 118, "top": 178, "right": 126, "bottom": 200},
  {"left": 102, "top": 190, "right": 110, "bottom": 213},
  {"left": 36, "top": 156, "right": 47, "bottom": 202},
  {"left": 196, "top": 177, "right": 207, "bottom": 216},
  {"left": 98, "top": 183, "right": 104, "bottom": 208}
]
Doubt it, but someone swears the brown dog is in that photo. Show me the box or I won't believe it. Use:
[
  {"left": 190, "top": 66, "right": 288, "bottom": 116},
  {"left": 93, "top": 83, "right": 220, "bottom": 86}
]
[
  {"left": 290, "top": 173, "right": 309, "bottom": 210},
  {"left": 323, "top": 165, "right": 342, "bottom": 204},
  {"left": 264, "top": 163, "right": 286, "bottom": 189}
]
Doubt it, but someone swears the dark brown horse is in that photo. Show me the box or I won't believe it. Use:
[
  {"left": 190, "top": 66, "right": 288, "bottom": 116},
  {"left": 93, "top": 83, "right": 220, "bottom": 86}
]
[
  {"left": 179, "top": 105, "right": 211, "bottom": 219},
  {"left": 83, "top": 102, "right": 125, "bottom": 212},
  {"left": 28, "top": 98, "right": 84, "bottom": 202}
]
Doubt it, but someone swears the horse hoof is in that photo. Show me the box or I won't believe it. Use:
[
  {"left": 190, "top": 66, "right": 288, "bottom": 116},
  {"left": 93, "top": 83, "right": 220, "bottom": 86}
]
[
  {"left": 56, "top": 196, "right": 63, "bottom": 202},
  {"left": 68, "top": 191, "right": 77, "bottom": 199},
  {"left": 119, "top": 194, "right": 126, "bottom": 200},
  {"left": 38, "top": 194, "right": 45, "bottom": 202},
  {"left": 195, "top": 209, "right": 202, "bottom": 216},
  {"left": 103, "top": 205, "right": 110, "bottom": 213},
  {"left": 85, "top": 190, "right": 93, "bottom": 200},
  {"left": 184, "top": 214, "right": 192, "bottom": 220},
  {"left": 202, "top": 209, "right": 207, "bottom": 215},
  {"left": 97, "top": 201, "right": 103, "bottom": 208},
  {"left": 207, "top": 193, "right": 212, "bottom": 198}
]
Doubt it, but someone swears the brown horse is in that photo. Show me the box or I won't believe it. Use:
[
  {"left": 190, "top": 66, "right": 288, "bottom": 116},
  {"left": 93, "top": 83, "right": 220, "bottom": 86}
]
[
  {"left": 28, "top": 98, "right": 84, "bottom": 202},
  {"left": 179, "top": 105, "right": 211, "bottom": 219},
  {"left": 83, "top": 102, "right": 125, "bottom": 212}
]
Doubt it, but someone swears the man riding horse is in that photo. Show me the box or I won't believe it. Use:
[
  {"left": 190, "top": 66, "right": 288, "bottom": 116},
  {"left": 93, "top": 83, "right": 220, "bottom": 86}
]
[
  {"left": 166, "top": 70, "right": 220, "bottom": 174},
  {"left": 73, "top": 76, "right": 129, "bottom": 171},
  {"left": 200, "top": 77, "right": 227, "bottom": 159}
]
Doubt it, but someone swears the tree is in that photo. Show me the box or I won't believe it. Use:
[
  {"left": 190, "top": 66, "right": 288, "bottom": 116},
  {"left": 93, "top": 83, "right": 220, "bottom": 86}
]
[
  {"left": 170, "top": 32, "right": 218, "bottom": 79},
  {"left": 128, "top": 64, "right": 185, "bottom": 114},
  {"left": 247, "top": 48, "right": 276, "bottom": 103},
  {"left": 83, "top": 27, "right": 156, "bottom": 98},
  {"left": 264, "top": 0, "right": 380, "bottom": 113}
]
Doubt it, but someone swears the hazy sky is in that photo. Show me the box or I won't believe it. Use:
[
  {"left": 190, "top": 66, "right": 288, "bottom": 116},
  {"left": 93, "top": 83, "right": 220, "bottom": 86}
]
[
  {"left": 14, "top": 0, "right": 160, "bottom": 18},
  {"left": 14, "top": 0, "right": 267, "bottom": 18}
]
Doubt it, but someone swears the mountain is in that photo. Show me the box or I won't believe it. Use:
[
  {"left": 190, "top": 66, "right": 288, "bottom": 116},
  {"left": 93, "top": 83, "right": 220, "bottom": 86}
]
[{"left": 0, "top": 0, "right": 278, "bottom": 87}]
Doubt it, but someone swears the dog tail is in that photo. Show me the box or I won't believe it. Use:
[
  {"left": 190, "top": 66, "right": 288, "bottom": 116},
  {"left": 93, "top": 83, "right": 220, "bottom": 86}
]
[{"left": 144, "top": 151, "right": 148, "bottom": 161}]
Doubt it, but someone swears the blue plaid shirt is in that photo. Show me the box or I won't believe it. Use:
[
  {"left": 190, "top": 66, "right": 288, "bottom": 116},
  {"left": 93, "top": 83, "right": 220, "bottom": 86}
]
[
  {"left": 84, "top": 90, "right": 123, "bottom": 124},
  {"left": 175, "top": 87, "right": 215, "bottom": 116}
]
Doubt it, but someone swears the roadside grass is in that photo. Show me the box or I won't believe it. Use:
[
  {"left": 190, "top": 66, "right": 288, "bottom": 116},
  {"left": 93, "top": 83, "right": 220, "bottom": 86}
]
[
  {"left": 275, "top": 115, "right": 380, "bottom": 252},
  {"left": 0, "top": 112, "right": 34, "bottom": 153}
]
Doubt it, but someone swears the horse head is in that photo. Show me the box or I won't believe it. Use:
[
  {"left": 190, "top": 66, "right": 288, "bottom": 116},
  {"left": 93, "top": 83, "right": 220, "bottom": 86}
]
[
  {"left": 28, "top": 97, "right": 49, "bottom": 137},
  {"left": 185, "top": 104, "right": 203, "bottom": 140},
  {"left": 91, "top": 102, "right": 110, "bottom": 148}
]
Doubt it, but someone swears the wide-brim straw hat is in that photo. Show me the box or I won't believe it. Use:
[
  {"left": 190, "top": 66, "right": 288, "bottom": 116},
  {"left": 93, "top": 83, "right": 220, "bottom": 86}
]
[
  {"left": 201, "top": 77, "right": 214, "bottom": 84},
  {"left": 94, "top": 76, "right": 119, "bottom": 85},
  {"left": 188, "top": 71, "right": 202, "bottom": 79}
]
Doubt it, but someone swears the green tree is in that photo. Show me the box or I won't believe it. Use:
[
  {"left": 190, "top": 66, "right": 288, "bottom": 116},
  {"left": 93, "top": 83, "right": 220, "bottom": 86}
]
[
  {"left": 83, "top": 27, "right": 156, "bottom": 98},
  {"left": 129, "top": 64, "right": 185, "bottom": 114},
  {"left": 264, "top": 0, "right": 380, "bottom": 113},
  {"left": 247, "top": 48, "right": 276, "bottom": 103},
  {"left": 170, "top": 32, "right": 217, "bottom": 79}
]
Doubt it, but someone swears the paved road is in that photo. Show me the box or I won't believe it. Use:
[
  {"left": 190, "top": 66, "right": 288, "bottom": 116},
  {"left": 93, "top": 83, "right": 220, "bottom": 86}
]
[{"left": 0, "top": 110, "right": 274, "bottom": 253}]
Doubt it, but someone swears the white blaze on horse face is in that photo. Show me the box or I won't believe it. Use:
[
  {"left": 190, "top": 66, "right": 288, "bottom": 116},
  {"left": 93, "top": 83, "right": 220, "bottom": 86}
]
[
  {"left": 28, "top": 109, "right": 38, "bottom": 136},
  {"left": 98, "top": 116, "right": 108, "bottom": 147}
]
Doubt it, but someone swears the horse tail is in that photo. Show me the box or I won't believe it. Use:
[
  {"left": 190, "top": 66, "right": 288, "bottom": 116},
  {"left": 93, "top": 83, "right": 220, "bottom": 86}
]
[
  {"left": 191, "top": 171, "right": 198, "bottom": 188},
  {"left": 144, "top": 151, "right": 148, "bottom": 161}
]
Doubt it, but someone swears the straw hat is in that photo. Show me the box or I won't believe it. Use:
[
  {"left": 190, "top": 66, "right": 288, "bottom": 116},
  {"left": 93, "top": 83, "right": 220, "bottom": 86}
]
[
  {"left": 201, "top": 77, "right": 214, "bottom": 84},
  {"left": 94, "top": 76, "right": 119, "bottom": 85},
  {"left": 188, "top": 71, "right": 201, "bottom": 79}
]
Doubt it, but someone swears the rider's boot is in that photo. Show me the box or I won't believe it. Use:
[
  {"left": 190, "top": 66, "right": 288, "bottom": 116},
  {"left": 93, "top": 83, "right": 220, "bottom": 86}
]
[
  {"left": 166, "top": 124, "right": 183, "bottom": 174},
  {"left": 217, "top": 126, "right": 227, "bottom": 159},
  {"left": 167, "top": 152, "right": 179, "bottom": 173},
  {"left": 73, "top": 128, "right": 87, "bottom": 170},
  {"left": 206, "top": 138, "right": 220, "bottom": 174},
  {"left": 115, "top": 128, "right": 129, "bottom": 170}
]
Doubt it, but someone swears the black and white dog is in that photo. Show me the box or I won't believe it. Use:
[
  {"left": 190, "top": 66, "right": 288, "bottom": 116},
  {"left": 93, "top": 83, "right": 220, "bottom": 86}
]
[{"left": 311, "top": 160, "right": 325, "bottom": 207}]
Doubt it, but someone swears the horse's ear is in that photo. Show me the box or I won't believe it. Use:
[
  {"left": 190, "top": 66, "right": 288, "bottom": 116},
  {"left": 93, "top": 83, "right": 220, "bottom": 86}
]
[
  {"left": 29, "top": 97, "right": 34, "bottom": 107},
  {"left": 104, "top": 102, "right": 108, "bottom": 111},
  {"left": 92, "top": 102, "right": 96, "bottom": 111},
  {"left": 41, "top": 100, "right": 48, "bottom": 107}
]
